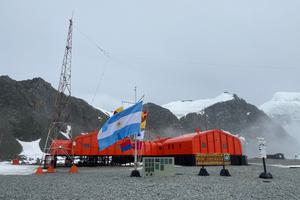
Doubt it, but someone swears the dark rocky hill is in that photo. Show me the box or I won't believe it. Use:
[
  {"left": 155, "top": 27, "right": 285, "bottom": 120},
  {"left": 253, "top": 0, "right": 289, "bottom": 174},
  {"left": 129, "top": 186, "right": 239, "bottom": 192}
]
[
  {"left": 143, "top": 103, "right": 182, "bottom": 140},
  {"left": 0, "top": 76, "right": 108, "bottom": 159},
  {"left": 180, "top": 95, "right": 283, "bottom": 138}
]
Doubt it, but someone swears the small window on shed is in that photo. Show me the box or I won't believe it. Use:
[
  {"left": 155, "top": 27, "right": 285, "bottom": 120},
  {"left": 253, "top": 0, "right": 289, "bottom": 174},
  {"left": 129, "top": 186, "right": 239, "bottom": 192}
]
[
  {"left": 223, "top": 144, "right": 228, "bottom": 149},
  {"left": 155, "top": 163, "right": 159, "bottom": 170},
  {"left": 150, "top": 166, "right": 154, "bottom": 172},
  {"left": 201, "top": 143, "right": 207, "bottom": 148},
  {"left": 165, "top": 158, "right": 168, "bottom": 164}
]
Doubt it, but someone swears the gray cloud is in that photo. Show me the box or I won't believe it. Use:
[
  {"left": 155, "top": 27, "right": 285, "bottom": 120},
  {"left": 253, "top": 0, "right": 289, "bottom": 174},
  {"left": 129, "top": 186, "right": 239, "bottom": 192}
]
[{"left": 1, "top": 0, "right": 300, "bottom": 110}]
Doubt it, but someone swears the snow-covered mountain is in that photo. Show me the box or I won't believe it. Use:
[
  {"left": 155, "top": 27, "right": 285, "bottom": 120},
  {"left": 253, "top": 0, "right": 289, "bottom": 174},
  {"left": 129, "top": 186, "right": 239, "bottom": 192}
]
[
  {"left": 260, "top": 92, "right": 300, "bottom": 122},
  {"left": 260, "top": 92, "right": 300, "bottom": 144},
  {"left": 163, "top": 92, "right": 234, "bottom": 119},
  {"left": 161, "top": 92, "right": 299, "bottom": 157}
]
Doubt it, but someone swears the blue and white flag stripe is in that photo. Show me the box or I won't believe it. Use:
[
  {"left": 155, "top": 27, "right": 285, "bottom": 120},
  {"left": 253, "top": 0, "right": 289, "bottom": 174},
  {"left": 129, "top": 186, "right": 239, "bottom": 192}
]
[
  {"left": 98, "top": 124, "right": 140, "bottom": 150},
  {"left": 98, "top": 101, "right": 143, "bottom": 151},
  {"left": 99, "top": 112, "right": 142, "bottom": 138},
  {"left": 100, "top": 102, "right": 143, "bottom": 132}
]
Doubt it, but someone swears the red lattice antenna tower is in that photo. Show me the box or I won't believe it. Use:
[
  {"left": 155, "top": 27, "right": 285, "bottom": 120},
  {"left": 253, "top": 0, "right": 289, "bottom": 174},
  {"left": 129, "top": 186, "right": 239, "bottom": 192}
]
[{"left": 42, "top": 18, "right": 73, "bottom": 166}]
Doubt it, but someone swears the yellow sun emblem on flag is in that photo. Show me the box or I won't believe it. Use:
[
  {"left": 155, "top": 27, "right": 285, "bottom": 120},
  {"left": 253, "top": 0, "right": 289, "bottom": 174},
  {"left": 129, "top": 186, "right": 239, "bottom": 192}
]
[{"left": 116, "top": 121, "right": 122, "bottom": 128}]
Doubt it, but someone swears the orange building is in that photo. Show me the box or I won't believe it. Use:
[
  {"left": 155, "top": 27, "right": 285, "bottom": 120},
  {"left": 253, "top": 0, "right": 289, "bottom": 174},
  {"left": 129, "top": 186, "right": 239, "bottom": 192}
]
[{"left": 50, "top": 129, "right": 246, "bottom": 166}]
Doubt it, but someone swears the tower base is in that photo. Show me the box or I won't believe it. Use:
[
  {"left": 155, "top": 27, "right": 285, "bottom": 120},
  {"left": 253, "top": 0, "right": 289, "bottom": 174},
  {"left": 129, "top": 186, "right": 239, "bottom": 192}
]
[
  {"left": 259, "top": 172, "right": 273, "bottom": 179},
  {"left": 130, "top": 169, "right": 141, "bottom": 177},
  {"left": 198, "top": 167, "right": 209, "bottom": 176},
  {"left": 220, "top": 168, "right": 231, "bottom": 177}
]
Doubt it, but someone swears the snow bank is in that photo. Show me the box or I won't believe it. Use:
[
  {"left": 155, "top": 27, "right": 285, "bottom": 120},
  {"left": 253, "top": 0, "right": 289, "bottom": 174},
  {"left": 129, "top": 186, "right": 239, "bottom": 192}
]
[
  {"left": 163, "top": 93, "right": 234, "bottom": 119},
  {"left": 271, "top": 165, "right": 300, "bottom": 168},
  {"left": 249, "top": 162, "right": 300, "bottom": 168},
  {"left": 260, "top": 92, "right": 300, "bottom": 145},
  {"left": 0, "top": 162, "right": 37, "bottom": 175},
  {"left": 260, "top": 92, "right": 300, "bottom": 120},
  {"left": 16, "top": 139, "right": 43, "bottom": 164}
]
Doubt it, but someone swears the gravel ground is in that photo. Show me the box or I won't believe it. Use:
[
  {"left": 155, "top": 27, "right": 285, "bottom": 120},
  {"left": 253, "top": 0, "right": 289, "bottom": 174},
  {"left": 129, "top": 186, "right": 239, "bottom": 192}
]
[{"left": 0, "top": 159, "right": 300, "bottom": 200}]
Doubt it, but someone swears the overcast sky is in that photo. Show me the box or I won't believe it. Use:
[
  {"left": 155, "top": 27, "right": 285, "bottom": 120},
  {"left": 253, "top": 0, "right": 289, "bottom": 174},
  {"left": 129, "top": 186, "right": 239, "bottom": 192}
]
[{"left": 1, "top": 0, "right": 300, "bottom": 111}]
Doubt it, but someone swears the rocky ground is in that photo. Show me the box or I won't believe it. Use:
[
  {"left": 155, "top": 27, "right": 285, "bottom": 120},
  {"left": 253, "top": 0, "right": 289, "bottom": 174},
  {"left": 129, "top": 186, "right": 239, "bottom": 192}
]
[{"left": 0, "top": 159, "right": 300, "bottom": 200}]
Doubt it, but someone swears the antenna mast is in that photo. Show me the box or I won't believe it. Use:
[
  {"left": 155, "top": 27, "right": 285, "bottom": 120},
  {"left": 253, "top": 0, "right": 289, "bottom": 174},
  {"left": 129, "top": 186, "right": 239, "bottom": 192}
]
[
  {"left": 55, "top": 18, "right": 73, "bottom": 124},
  {"left": 42, "top": 18, "right": 73, "bottom": 166}
]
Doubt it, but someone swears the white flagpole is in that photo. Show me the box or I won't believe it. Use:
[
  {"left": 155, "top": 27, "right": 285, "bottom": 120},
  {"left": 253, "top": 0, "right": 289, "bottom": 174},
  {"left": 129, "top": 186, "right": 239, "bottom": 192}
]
[
  {"left": 134, "top": 86, "right": 138, "bottom": 170},
  {"left": 129, "top": 86, "right": 143, "bottom": 177}
]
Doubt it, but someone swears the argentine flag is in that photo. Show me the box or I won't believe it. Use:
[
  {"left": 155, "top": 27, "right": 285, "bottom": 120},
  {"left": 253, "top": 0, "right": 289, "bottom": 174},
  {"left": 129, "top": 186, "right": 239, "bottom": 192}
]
[{"left": 98, "top": 101, "right": 143, "bottom": 151}]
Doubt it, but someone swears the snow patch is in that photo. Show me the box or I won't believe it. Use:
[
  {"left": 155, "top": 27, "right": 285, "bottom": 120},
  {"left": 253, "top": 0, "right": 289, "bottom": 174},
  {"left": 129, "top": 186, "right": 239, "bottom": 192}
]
[
  {"left": 59, "top": 125, "right": 71, "bottom": 139},
  {"left": 0, "top": 162, "right": 37, "bottom": 175},
  {"left": 163, "top": 93, "right": 234, "bottom": 119},
  {"left": 249, "top": 162, "right": 300, "bottom": 168},
  {"left": 16, "top": 139, "right": 44, "bottom": 164},
  {"left": 221, "top": 129, "right": 239, "bottom": 138},
  {"left": 239, "top": 136, "right": 246, "bottom": 143},
  {"left": 95, "top": 106, "right": 113, "bottom": 117}
]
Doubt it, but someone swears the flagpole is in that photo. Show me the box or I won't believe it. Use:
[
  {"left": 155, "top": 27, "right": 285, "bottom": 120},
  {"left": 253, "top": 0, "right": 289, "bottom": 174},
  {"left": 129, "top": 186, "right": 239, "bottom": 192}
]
[
  {"left": 130, "top": 86, "right": 141, "bottom": 177},
  {"left": 134, "top": 86, "right": 138, "bottom": 170}
]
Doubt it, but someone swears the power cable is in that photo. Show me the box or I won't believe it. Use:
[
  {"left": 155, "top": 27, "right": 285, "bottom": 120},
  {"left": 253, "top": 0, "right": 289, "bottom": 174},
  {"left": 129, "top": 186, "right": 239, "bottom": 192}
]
[
  {"left": 74, "top": 25, "right": 110, "bottom": 58},
  {"left": 91, "top": 58, "right": 110, "bottom": 105},
  {"left": 73, "top": 25, "right": 112, "bottom": 105}
]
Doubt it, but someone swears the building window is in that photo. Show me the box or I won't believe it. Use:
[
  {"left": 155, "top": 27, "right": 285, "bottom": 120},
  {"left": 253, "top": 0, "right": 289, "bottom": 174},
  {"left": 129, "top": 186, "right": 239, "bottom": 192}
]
[
  {"left": 201, "top": 143, "right": 206, "bottom": 148},
  {"left": 155, "top": 164, "right": 159, "bottom": 170}
]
